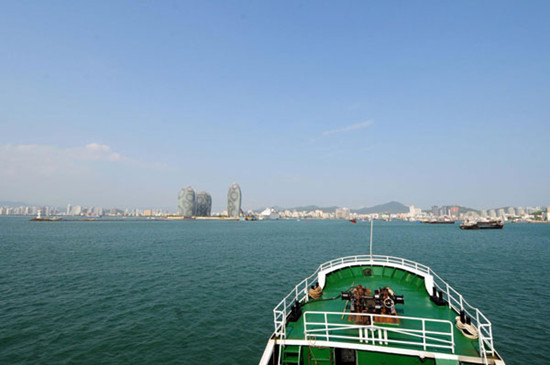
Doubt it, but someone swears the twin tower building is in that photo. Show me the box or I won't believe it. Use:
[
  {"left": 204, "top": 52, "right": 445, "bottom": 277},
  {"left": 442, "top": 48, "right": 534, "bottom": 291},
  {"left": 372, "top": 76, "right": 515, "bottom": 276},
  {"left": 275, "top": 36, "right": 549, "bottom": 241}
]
[{"left": 177, "top": 183, "right": 242, "bottom": 218}]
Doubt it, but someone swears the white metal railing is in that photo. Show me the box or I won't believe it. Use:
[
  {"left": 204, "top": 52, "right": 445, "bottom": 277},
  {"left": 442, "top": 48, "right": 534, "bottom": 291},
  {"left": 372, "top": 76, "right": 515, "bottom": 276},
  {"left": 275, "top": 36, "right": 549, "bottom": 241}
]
[
  {"left": 317, "top": 255, "right": 432, "bottom": 276},
  {"left": 273, "top": 272, "right": 317, "bottom": 337},
  {"left": 272, "top": 255, "right": 495, "bottom": 359},
  {"left": 431, "top": 270, "right": 495, "bottom": 358},
  {"left": 303, "top": 311, "right": 455, "bottom": 352}
]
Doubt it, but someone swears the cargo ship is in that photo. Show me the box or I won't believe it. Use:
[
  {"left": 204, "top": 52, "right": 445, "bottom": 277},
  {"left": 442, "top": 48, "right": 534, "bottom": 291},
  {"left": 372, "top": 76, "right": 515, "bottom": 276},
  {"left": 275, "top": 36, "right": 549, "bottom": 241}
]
[
  {"left": 259, "top": 235, "right": 505, "bottom": 364},
  {"left": 460, "top": 220, "right": 504, "bottom": 230}
]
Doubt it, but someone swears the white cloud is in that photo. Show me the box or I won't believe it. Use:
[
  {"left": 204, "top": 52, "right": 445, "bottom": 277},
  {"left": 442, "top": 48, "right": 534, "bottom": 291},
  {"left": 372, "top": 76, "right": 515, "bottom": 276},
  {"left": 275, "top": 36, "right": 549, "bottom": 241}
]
[
  {"left": 77, "top": 143, "right": 126, "bottom": 162},
  {"left": 322, "top": 120, "right": 374, "bottom": 136},
  {"left": 85, "top": 143, "right": 110, "bottom": 152},
  {"left": 0, "top": 143, "right": 174, "bottom": 179},
  {"left": 0, "top": 143, "right": 173, "bottom": 207},
  {"left": 0, "top": 143, "right": 128, "bottom": 176},
  {"left": 1, "top": 144, "right": 68, "bottom": 178}
]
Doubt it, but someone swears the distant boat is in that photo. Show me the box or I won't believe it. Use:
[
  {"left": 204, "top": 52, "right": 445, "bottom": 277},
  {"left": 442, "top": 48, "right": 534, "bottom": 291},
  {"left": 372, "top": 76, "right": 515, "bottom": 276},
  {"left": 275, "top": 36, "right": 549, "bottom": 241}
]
[
  {"left": 30, "top": 212, "right": 61, "bottom": 221},
  {"left": 423, "top": 216, "right": 455, "bottom": 224},
  {"left": 460, "top": 220, "right": 503, "bottom": 230},
  {"left": 260, "top": 208, "right": 280, "bottom": 220},
  {"left": 350, "top": 219, "right": 357, "bottom": 224}
]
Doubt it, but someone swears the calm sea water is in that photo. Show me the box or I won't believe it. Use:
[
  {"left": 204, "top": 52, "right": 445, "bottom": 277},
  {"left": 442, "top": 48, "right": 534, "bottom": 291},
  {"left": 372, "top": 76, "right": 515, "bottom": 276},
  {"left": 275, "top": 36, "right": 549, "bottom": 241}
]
[{"left": 1, "top": 217, "right": 549, "bottom": 364}]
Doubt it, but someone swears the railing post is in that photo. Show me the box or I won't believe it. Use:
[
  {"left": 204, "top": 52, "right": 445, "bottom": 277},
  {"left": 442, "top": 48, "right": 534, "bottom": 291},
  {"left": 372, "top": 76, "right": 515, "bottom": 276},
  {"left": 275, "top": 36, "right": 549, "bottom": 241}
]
[
  {"left": 483, "top": 324, "right": 494, "bottom": 359},
  {"left": 491, "top": 325, "right": 494, "bottom": 354},
  {"left": 273, "top": 310, "right": 277, "bottom": 335},
  {"left": 447, "top": 285, "right": 451, "bottom": 310},
  {"left": 422, "top": 319, "right": 426, "bottom": 351},
  {"left": 283, "top": 302, "right": 287, "bottom": 332},
  {"left": 324, "top": 312, "right": 329, "bottom": 341},
  {"left": 478, "top": 334, "right": 485, "bottom": 362},
  {"left": 450, "top": 321, "right": 455, "bottom": 353},
  {"left": 303, "top": 313, "right": 307, "bottom": 339}
]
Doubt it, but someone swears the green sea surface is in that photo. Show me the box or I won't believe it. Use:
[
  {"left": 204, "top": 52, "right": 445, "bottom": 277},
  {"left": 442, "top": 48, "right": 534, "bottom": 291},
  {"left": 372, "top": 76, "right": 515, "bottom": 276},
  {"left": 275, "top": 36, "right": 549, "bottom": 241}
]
[{"left": 1, "top": 218, "right": 548, "bottom": 364}]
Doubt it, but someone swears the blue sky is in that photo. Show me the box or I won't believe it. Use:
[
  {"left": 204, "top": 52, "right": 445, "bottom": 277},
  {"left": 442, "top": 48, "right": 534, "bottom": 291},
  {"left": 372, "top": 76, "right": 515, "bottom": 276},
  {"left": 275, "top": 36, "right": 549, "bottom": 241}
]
[{"left": 1, "top": 1, "right": 548, "bottom": 212}]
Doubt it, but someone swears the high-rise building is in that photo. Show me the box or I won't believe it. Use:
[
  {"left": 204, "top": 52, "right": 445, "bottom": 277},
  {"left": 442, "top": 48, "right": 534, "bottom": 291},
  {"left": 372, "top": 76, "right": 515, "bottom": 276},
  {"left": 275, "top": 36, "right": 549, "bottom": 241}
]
[
  {"left": 72, "top": 205, "right": 82, "bottom": 216},
  {"left": 450, "top": 206, "right": 459, "bottom": 218},
  {"left": 178, "top": 186, "right": 196, "bottom": 217},
  {"left": 517, "top": 207, "right": 525, "bottom": 216},
  {"left": 227, "top": 183, "right": 242, "bottom": 217},
  {"left": 335, "top": 208, "right": 350, "bottom": 220},
  {"left": 195, "top": 191, "right": 212, "bottom": 217}
]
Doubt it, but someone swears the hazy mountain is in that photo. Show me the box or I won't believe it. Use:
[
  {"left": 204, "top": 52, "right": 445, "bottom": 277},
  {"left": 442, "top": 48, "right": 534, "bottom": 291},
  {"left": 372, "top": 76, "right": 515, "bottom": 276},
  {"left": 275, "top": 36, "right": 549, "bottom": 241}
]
[
  {"left": 270, "top": 201, "right": 410, "bottom": 214},
  {"left": 272, "top": 205, "right": 340, "bottom": 213},
  {"left": 428, "top": 205, "right": 480, "bottom": 215},
  {"left": 351, "top": 201, "right": 409, "bottom": 214}
]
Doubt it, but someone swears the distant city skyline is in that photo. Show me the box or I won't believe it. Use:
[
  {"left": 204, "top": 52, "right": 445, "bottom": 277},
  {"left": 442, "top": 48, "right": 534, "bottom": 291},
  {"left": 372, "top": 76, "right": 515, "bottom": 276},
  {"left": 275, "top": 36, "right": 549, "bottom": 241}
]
[
  {"left": 1, "top": 2, "right": 548, "bottom": 212},
  {"left": 2, "top": 200, "right": 548, "bottom": 224},
  {"left": 0, "top": 199, "right": 546, "bottom": 217}
]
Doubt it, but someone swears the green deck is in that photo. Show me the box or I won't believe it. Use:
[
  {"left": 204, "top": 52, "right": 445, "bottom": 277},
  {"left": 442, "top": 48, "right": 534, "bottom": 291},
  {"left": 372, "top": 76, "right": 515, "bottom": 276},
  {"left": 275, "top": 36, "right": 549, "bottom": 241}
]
[{"left": 282, "top": 265, "right": 483, "bottom": 364}]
